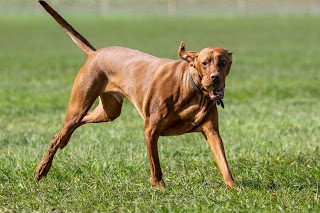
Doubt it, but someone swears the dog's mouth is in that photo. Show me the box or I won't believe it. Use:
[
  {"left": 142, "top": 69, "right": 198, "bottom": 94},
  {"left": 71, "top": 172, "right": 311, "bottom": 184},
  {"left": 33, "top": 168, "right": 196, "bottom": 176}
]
[
  {"left": 208, "top": 89, "right": 224, "bottom": 100},
  {"left": 203, "top": 83, "right": 225, "bottom": 101}
]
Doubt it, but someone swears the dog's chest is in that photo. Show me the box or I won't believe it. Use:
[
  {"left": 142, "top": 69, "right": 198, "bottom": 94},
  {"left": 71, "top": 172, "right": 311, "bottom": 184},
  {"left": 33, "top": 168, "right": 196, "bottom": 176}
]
[
  {"left": 179, "top": 97, "right": 216, "bottom": 123},
  {"left": 161, "top": 120, "right": 199, "bottom": 136},
  {"left": 161, "top": 101, "right": 216, "bottom": 136}
]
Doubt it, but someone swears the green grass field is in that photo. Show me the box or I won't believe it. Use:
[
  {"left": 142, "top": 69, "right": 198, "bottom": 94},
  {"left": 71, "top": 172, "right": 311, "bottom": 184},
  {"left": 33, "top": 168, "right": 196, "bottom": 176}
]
[{"left": 1, "top": 14, "right": 320, "bottom": 212}]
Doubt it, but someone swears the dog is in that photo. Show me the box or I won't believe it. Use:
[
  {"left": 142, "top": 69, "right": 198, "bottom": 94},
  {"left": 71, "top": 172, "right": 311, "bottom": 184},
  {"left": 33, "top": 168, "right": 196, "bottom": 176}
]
[{"left": 36, "top": 0, "right": 236, "bottom": 189}]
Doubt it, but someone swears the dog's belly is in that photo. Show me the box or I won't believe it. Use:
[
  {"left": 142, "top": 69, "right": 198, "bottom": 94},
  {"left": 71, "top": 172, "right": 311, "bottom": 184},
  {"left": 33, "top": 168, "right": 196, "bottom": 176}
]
[{"left": 161, "top": 121, "right": 201, "bottom": 136}]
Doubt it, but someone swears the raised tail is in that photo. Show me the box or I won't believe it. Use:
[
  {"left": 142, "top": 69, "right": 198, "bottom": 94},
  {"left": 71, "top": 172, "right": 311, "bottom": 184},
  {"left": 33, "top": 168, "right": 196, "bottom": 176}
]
[{"left": 39, "top": 0, "right": 96, "bottom": 55}]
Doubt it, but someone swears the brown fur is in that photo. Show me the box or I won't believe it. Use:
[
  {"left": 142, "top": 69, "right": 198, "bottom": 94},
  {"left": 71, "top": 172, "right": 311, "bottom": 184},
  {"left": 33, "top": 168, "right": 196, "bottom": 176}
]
[{"left": 36, "top": 0, "right": 236, "bottom": 189}]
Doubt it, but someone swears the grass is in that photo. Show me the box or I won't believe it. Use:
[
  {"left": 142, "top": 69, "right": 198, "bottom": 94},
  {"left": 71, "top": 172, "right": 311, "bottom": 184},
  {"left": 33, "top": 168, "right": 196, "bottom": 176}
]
[{"left": 1, "top": 13, "right": 320, "bottom": 212}]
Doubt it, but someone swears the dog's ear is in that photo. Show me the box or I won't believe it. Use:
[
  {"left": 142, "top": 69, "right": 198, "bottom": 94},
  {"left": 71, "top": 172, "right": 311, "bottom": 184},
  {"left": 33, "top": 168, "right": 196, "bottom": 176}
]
[
  {"left": 228, "top": 51, "right": 233, "bottom": 63},
  {"left": 226, "top": 51, "right": 233, "bottom": 75},
  {"left": 178, "top": 41, "right": 198, "bottom": 63}
]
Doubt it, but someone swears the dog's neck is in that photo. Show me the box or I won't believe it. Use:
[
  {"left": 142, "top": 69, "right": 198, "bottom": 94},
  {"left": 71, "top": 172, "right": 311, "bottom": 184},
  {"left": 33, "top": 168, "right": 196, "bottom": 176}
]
[
  {"left": 188, "top": 66, "right": 212, "bottom": 98},
  {"left": 188, "top": 66, "right": 206, "bottom": 97}
]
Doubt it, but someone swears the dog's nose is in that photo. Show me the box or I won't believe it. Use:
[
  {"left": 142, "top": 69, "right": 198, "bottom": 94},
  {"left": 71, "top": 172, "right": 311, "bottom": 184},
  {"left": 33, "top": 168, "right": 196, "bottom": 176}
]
[{"left": 210, "top": 73, "right": 220, "bottom": 82}]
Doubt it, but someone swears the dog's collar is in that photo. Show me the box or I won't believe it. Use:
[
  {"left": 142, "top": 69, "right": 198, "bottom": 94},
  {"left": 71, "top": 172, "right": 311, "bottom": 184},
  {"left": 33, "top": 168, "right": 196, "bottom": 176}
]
[{"left": 188, "top": 66, "right": 224, "bottom": 108}]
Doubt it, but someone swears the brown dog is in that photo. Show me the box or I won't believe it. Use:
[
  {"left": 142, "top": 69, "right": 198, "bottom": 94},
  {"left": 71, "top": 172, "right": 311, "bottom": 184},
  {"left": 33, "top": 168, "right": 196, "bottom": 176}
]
[{"left": 36, "top": 0, "right": 235, "bottom": 189}]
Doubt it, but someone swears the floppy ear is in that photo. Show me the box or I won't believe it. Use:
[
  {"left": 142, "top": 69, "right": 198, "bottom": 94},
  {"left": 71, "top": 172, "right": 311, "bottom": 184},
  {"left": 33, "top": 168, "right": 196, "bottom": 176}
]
[{"left": 178, "top": 41, "right": 198, "bottom": 63}]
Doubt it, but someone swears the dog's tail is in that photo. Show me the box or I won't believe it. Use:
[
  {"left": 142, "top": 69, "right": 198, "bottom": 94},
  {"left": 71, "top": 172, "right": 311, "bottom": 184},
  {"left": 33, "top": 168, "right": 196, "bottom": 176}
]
[{"left": 38, "top": 0, "right": 96, "bottom": 56}]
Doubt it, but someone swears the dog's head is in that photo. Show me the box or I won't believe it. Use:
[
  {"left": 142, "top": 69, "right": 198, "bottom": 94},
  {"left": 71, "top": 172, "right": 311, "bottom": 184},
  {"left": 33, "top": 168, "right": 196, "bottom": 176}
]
[{"left": 178, "top": 41, "right": 232, "bottom": 100}]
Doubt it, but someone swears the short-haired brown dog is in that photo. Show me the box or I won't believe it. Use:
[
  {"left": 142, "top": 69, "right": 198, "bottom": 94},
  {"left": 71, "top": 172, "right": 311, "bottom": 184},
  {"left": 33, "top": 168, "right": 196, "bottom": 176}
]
[{"left": 36, "top": 0, "right": 236, "bottom": 189}]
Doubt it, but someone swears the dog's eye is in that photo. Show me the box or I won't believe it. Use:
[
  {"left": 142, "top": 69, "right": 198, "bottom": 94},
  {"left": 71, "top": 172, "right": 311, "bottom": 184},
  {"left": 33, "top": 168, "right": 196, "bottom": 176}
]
[
  {"left": 219, "top": 59, "right": 226, "bottom": 67},
  {"left": 202, "top": 61, "right": 208, "bottom": 66}
]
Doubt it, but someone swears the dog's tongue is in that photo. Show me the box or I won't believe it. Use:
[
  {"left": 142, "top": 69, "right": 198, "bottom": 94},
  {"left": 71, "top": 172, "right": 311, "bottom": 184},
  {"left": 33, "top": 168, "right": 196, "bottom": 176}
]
[
  {"left": 209, "top": 91, "right": 216, "bottom": 100},
  {"left": 209, "top": 89, "right": 224, "bottom": 100}
]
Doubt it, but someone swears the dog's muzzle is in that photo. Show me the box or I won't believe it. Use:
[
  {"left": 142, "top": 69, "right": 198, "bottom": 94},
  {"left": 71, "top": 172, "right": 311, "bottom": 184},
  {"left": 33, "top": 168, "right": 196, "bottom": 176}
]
[{"left": 206, "top": 73, "right": 225, "bottom": 100}]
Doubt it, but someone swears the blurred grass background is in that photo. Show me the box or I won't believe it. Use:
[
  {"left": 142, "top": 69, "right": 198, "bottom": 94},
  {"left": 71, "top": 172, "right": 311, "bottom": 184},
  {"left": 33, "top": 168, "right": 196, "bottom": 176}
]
[
  {"left": 0, "top": 0, "right": 320, "bottom": 212},
  {"left": 1, "top": 0, "right": 320, "bottom": 15}
]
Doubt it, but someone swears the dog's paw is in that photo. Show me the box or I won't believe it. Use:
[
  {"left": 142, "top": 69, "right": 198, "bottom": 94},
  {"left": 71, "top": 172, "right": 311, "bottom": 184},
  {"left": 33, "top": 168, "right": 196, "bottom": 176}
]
[
  {"left": 149, "top": 178, "right": 166, "bottom": 189},
  {"left": 226, "top": 181, "right": 241, "bottom": 191},
  {"left": 35, "top": 165, "right": 46, "bottom": 181},
  {"left": 35, "top": 159, "right": 52, "bottom": 181}
]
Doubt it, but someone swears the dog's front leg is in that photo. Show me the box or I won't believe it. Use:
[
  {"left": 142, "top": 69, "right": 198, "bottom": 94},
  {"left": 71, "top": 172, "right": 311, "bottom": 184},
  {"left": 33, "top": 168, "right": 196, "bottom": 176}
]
[
  {"left": 201, "top": 113, "right": 236, "bottom": 189},
  {"left": 144, "top": 122, "right": 165, "bottom": 189}
]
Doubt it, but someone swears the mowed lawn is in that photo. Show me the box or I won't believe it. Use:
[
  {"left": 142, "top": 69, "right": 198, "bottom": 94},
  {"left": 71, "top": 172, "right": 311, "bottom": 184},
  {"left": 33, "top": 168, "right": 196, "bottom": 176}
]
[{"left": 0, "top": 14, "right": 320, "bottom": 212}]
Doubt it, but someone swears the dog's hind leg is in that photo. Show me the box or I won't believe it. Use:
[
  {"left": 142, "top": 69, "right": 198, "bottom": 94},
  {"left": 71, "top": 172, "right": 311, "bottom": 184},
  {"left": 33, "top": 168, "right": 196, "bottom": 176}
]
[
  {"left": 58, "top": 93, "right": 123, "bottom": 150},
  {"left": 35, "top": 67, "right": 108, "bottom": 181},
  {"left": 81, "top": 93, "right": 123, "bottom": 125},
  {"left": 56, "top": 92, "right": 122, "bottom": 148}
]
